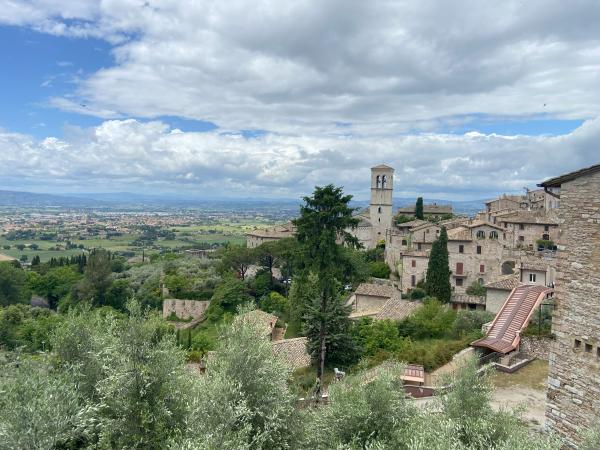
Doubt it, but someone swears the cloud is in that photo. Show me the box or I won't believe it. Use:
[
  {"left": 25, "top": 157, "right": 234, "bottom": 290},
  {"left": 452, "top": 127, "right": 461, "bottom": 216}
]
[
  {"left": 1, "top": 0, "right": 599, "bottom": 133},
  {"left": 1, "top": 118, "right": 599, "bottom": 199}
]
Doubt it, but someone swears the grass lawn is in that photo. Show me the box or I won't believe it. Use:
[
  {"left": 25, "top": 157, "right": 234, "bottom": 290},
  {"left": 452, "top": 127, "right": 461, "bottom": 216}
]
[{"left": 493, "top": 359, "right": 548, "bottom": 391}]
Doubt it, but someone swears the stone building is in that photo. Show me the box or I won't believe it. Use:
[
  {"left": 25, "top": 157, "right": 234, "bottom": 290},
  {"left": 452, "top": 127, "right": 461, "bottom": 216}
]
[
  {"left": 366, "top": 164, "right": 395, "bottom": 248},
  {"left": 540, "top": 163, "right": 600, "bottom": 447},
  {"left": 494, "top": 210, "right": 559, "bottom": 251},
  {"left": 484, "top": 274, "right": 521, "bottom": 314},
  {"left": 396, "top": 202, "right": 453, "bottom": 219},
  {"left": 246, "top": 222, "right": 296, "bottom": 248}
]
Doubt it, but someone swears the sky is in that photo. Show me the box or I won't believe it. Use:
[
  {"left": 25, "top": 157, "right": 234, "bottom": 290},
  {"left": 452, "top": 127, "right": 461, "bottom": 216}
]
[{"left": 0, "top": 0, "right": 599, "bottom": 201}]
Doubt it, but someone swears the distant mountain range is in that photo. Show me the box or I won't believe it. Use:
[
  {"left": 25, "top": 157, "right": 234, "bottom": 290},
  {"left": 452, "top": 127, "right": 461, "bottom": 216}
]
[{"left": 0, "top": 189, "right": 486, "bottom": 215}]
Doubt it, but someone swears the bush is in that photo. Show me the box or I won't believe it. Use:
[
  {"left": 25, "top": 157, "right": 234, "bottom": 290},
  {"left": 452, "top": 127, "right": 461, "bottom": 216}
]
[
  {"left": 466, "top": 281, "right": 486, "bottom": 296},
  {"left": 410, "top": 287, "right": 426, "bottom": 299},
  {"left": 369, "top": 261, "right": 390, "bottom": 279}
]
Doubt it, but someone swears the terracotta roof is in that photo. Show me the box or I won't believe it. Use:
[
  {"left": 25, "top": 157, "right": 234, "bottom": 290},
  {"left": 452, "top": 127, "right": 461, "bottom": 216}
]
[
  {"left": 497, "top": 211, "right": 558, "bottom": 225},
  {"left": 375, "top": 298, "right": 421, "bottom": 321},
  {"left": 396, "top": 219, "right": 427, "bottom": 228},
  {"left": 466, "top": 220, "right": 504, "bottom": 230},
  {"left": 484, "top": 274, "right": 521, "bottom": 291},
  {"left": 539, "top": 163, "right": 600, "bottom": 188},
  {"left": 271, "top": 337, "right": 310, "bottom": 370},
  {"left": 410, "top": 222, "right": 439, "bottom": 232},
  {"left": 472, "top": 285, "right": 554, "bottom": 354},
  {"left": 355, "top": 283, "right": 395, "bottom": 298},
  {"left": 372, "top": 164, "right": 394, "bottom": 170},
  {"left": 447, "top": 226, "right": 472, "bottom": 241},
  {"left": 520, "top": 258, "right": 549, "bottom": 272}
]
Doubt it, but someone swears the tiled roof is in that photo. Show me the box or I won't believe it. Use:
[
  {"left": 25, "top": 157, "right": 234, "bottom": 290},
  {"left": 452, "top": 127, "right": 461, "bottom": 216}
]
[
  {"left": 484, "top": 274, "right": 521, "bottom": 290},
  {"left": 496, "top": 211, "right": 559, "bottom": 225},
  {"left": 355, "top": 283, "right": 395, "bottom": 298},
  {"left": 520, "top": 259, "right": 549, "bottom": 272},
  {"left": 271, "top": 337, "right": 311, "bottom": 370},
  {"left": 447, "top": 226, "right": 472, "bottom": 241},
  {"left": 539, "top": 163, "right": 600, "bottom": 187},
  {"left": 372, "top": 164, "right": 394, "bottom": 170},
  {"left": 396, "top": 219, "right": 427, "bottom": 228},
  {"left": 466, "top": 220, "right": 504, "bottom": 230},
  {"left": 401, "top": 251, "right": 430, "bottom": 257},
  {"left": 375, "top": 298, "right": 421, "bottom": 321}
]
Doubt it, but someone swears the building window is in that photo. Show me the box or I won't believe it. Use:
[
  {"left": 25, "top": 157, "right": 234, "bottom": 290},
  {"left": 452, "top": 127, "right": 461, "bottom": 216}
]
[
  {"left": 456, "top": 262, "right": 463, "bottom": 275},
  {"left": 476, "top": 230, "right": 485, "bottom": 239},
  {"left": 519, "top": 224, "right": 525, "bottom": 230},
  {"left": 490, "top": 231, "right": 498, "bottom": 239},
  {"left": 411, "top": 275, "right": 416, "bottom": 287},
  {"left": 529, "top": 273, "right": 537, "bottom": 282},
  {"left": 401, "top": 239, "right": 407, "bottom": 245},
  {"left": 542, "top": 233, "right": 549, "bottom": 241},
  {"left": 382, "top": 175, "right": 387, "bottom": 188},
  {"left": 585, "top": 343, "right": 593, "bottom": 353},
  {"left": 459, "top": 244, "right": 464, "bottom": 253},
  {"left": 480, "top": 264, "right": 485, "bottom": 273},
  {"left": 519, "top": 236, "right": 524, "bottom": 242},
  {"left": 417, "top": 243, "right": 422, "bottom": 251},
  {"left": 478, "top": 278, "right": 484, "bottom": 285},
  {"left": 544, "top": 225, "right": 550, "bottom": 231},
  {"left": 597, "top": 347, "right": 600, "bottom": 358},
  {"left": 456, "top": 278, "right": 463, "bottom": 287},
  {"left": 411, "top": 260, "right": 416, "bottom": 268},
  {"left": 376, "top": 175, "right": 381, "bottom": 188},
  {"left": 503, "top": 233, "right": 506, "bottom": 240},
  {"left": 378, "top": 206, "right": 382, "bottom": 213},
  {"left": 575, "top": 339, "right": 581, "bottom": 349},
  {"left": 477, "top": 245, "right": 482, "bottom": 254}
]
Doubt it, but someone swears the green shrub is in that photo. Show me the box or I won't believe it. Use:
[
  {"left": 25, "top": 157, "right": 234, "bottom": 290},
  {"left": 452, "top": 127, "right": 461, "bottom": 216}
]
[
  {"left": 465, "top": 281, "right": 486, "bottom": 296},
  {"left": 369, "top": 261, "right": 390, "bottom": 279},
  {"left": 410, "top": 287, "right": 426, "bottom": 299}
]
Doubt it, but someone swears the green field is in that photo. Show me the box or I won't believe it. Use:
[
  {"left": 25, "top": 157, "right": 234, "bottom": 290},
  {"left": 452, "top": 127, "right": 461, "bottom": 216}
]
[{"left": 0, "top": 228, "right": 247, "bottom": 262}]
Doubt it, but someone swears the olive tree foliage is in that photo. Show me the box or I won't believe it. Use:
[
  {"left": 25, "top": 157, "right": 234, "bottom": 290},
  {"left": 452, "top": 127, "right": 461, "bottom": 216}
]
[
  {"left": 178, "top": 305, "right": 301, "bottom": 450},
  {"left": 302, "top": 363, "right": 416, "bottom": 449},
  {"left": 0, "top": 357, "right": 83, "bottom": 450},
  {"left": 51, "top": 301, "right": 191, "bottom": 449}
]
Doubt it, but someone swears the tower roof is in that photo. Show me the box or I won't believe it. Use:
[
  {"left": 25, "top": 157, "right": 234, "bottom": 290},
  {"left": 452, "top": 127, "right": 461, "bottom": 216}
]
[{"left": 371, "top": 164, "right": 394, "bottom": 170}]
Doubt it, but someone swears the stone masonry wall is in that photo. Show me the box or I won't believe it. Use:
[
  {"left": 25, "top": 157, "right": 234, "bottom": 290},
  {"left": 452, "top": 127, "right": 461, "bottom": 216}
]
[
  {"left": 520, "top": 336, "right": 552, "bottom": 360},
  {"left": 545, "top": 171, "right": 600, "bottom": 448},
  {"left": 162, "top": 299, "right": 210, "bottom": 320}
]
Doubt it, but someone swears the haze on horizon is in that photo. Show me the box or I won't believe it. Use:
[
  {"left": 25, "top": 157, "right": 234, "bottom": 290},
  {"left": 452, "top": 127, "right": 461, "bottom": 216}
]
[{"left": 0, "top": 0, "right": 599, "bottom": 201}]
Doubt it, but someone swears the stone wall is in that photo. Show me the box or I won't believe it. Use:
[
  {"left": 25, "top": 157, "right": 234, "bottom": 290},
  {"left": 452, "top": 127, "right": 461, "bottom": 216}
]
[
  {"left": 162, "top": 299, "right": 210, "bottom": 320},
  {"left": 545, "top": 170, "right": 600, "bottom": 448},
  {"left": 486, "top": 288, "right": 510, "bottom": 315},
  {"left": 520, "top": 336, "right": 552, "bottom": 360}
]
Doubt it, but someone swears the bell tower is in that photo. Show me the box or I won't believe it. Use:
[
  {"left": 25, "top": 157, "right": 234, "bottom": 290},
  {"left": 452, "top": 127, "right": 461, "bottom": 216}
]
[{"left": 369, "top": 164, "right": 394, "bottom": 247}]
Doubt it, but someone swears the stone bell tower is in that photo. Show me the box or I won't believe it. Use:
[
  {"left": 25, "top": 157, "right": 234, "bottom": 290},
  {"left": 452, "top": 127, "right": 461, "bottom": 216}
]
[{"left": 369, "top": 164, "right": 394, "bottom": 247}]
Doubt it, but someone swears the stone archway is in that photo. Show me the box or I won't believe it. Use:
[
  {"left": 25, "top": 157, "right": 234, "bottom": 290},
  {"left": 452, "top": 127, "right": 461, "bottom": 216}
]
[{"left": 501, "top": 260, "right": 516, "bottom": 275}]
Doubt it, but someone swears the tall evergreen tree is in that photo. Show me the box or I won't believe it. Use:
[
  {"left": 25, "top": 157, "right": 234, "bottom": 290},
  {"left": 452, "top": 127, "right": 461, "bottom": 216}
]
[
  {"left": 415, "top": 196, "right": 424, "bottom": 220},
  {"left": 293, "top": 185, "right": 359, "bottom": 394},
  {"left": 425, "top": 226, "right": 451, "bottom": 303}
]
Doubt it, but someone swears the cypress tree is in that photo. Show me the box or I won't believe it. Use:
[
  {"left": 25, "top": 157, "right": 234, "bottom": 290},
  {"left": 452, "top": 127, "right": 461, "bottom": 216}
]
[
  {"left": 293, "top": 184, "right": 359, "bottom": 396},
  {"left": 415, "top": 197, "right": 424, "bottom": 220},
  {"left": 425, "top": 226, "right": 452, "bottom": 303}
]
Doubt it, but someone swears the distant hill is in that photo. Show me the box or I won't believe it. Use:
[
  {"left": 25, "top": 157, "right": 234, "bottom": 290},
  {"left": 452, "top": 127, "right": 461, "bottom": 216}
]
[
  {"left": 0, "top": 189, "right": 485, "bottom": 215},
  {"left": 0, "top": 190, "right": 104, "bottom": 208}
]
